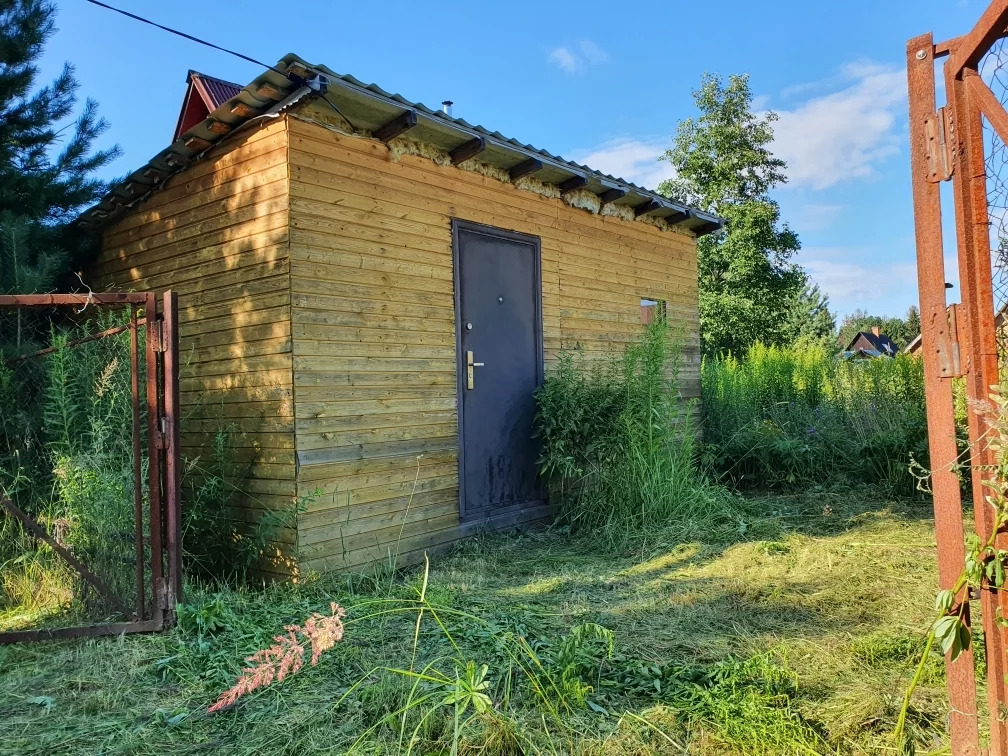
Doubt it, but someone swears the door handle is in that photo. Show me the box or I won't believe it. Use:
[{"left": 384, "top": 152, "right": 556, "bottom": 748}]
[{"left": 466, "top": 350, "right": 485, "bottom": 390}]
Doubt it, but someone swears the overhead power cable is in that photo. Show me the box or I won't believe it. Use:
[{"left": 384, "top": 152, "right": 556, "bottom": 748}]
[
  {"left": 84, "top": 0, "right": 287, "bottom": 76},
  {"left": 83, "top": 0, "right": 357, "bottom": 129}
]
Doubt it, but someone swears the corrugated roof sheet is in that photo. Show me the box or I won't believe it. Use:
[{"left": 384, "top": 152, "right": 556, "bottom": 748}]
[
  {"left": 188, "top": 70, "right": 242, "bottom": 110},
  {"left": 82, "top": 54, "right": 723, "bottom": 237}
]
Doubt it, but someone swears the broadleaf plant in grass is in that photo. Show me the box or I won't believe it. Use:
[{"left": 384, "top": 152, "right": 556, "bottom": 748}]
[{"left": 895, "top": 385, "right": 1008, "bottom": 753}]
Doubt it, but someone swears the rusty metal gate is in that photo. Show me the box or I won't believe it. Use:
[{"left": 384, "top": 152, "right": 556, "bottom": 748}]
[
  {"left": 909, "top": 2, "right": 1008, "bottom": 753},
  {"left": 0, "top": 292, "right": 180, "bottom": 643}
]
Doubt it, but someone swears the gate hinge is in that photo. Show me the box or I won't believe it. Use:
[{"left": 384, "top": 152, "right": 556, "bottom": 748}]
[
  {"left": 937, "top": 303, "right": 964, "bottom": 378},
  {"left": 151, "top": 320, "right": 167, "bottom": 353},
  {"left": 925, "top": 107, "right": 954, "bottom": 183},
  {"left": 152, "top": 417, "right": 172, "bottom": 450}
]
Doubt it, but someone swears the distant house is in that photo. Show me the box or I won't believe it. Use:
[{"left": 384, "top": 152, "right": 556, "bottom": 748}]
[
  {"left": 840, "top": 327, "right": 899, "bottom": 359},
  {"left": 904, "top": 332, "right": 922, "bottom": 356}
]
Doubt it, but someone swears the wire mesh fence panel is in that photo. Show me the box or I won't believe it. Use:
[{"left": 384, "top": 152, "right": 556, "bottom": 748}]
[
  {"left": 0, "top": 301, "right": 155, "bottom": 635},
  {"left": 981, "top": 38, "right": 1008, "bottom": 365}
]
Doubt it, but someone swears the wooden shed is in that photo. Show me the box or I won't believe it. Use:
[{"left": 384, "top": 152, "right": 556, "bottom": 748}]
[{"left": 83, "top": 55, "right": 721, "bottom": 578}]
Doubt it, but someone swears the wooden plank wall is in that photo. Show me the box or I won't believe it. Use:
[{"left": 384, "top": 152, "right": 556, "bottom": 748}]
[
  {"left": 93, "top": 120, "right": 297, "bottom": 579},
  {"left": 286, "top": 112, "right": 700, "bottom": 573}
]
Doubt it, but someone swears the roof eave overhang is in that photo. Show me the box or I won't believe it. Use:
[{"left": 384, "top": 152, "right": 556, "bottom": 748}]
[
  {"left": 81, "top": 64, "right": 308, "bottom": 228},
  {"left": 315, "top": 68, "right": 723, "bottom": 236},
  {"left": 80, "top": 55, "right": 724, "bottom": 237}
]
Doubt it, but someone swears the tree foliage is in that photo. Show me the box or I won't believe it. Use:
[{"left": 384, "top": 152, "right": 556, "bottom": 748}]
[
  {"left": 0, "top": 0, "right": 118, "bottom": 298},
  {"left": 905, "top": 305, "right": 920, "bottom": 342},
  {"left": 786, "top": 283, "right": 836, "bottom": 350},
  {"left": 660, "top": 73, "right": 804, "bottom": 356},
  {"left": 0, "top": 0, "right": 118, "bottom": 222}
]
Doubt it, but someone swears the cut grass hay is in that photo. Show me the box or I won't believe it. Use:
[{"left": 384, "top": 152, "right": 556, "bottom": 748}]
[{"left": 0, "top": 490, "right": 958, "bottom": 755}]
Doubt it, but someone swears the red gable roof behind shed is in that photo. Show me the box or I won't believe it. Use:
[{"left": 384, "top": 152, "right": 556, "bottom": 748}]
[{"left": 173, "top": 70, "right": 243, "bottom": 142}]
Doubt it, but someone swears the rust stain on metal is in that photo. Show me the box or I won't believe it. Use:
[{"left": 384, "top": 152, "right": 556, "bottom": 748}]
[
  {"left": 947, "top": 0, "right": 1008, "bottom": 76},
  {"left": 950, "top": 71, "right": 1008, "bottom": 756},
  {"left": 913, "top": 8, "right": 1008, "bottom": 748},
  {"left": 966, "top": 71, "right": 1008, "bottom": 146},
  {"left": 131, "top": 309, "right": 146, "bottom": 621},
  {"left": 9, "top": 319, "right": 145, "bottom": 364},
  {"left": 162, "top": 291, "right": 183, "bottom": 612},
  {"left": 906, "top": 32, "right": 981, "bottom": 754},
  {"left": 144, "top": 293, "right": 165, "bottom": 629},
  {"left": 925, "top": 107, "right": 954, "bottom": 182},
  {"left": 0, "top": 293, "right": 152, "bottom": 307},
  {"left": 946, "top": 63, "right": 1008, "bottom": 755}
]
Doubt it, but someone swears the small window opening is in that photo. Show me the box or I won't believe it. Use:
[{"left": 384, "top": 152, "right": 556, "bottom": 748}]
[{"left": 640, "top": 298, "right": 667, "bottom": 325}]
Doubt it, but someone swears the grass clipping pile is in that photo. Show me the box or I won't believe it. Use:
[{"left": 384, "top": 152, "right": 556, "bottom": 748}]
[{"left": 0, "top": 491, "right": 949, "bottom": 755}]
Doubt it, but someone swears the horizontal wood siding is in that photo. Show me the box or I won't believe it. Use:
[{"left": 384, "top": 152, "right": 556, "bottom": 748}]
[
  {"left": 287, "top": 113, "right": 700, "bottom": 573},
  {"left": 93, "top": 121, "right": 296, "bottom": 579}
]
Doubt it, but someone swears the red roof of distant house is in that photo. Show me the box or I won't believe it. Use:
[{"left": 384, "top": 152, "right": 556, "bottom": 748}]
[{"left": 173, "top": 70, "right": 243, "bottom": 141}]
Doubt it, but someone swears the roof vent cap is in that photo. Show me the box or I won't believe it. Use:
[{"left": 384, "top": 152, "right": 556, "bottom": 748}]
[{"left": 442, "top": 100, "right": 453, "bottom": 117}]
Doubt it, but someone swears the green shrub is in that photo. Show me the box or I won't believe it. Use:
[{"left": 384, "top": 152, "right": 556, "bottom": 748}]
[
  {"left": 534, "top": 322, "right": 732, "bottom": 543},
  {"left": 702, "top": 344, "right": 928, "bottom": 494},
  {"left": 0, "top": 309, "right": 140, "bottom": 622}
]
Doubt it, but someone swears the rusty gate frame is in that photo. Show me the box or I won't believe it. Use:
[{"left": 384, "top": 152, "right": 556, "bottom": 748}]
[
  {"left": 909, "top": 2, "right": 1008, "bottom": 753},
  {"left": 0, "top": 291, "right": 181, "bottom": 643}
]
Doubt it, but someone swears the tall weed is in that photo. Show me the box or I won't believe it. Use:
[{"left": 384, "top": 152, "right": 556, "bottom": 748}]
[
  {"left": 702, "top": 344, "right": 928, "bottom": 494},
  {"left": 0, "top": 309, "right": 140, "bottom": 622},
  {"left": 535, "top": 322, "right": 734, "bottom": 543},
  {"left": 0, "top": 306, "right": 299, "bottom": 626}
]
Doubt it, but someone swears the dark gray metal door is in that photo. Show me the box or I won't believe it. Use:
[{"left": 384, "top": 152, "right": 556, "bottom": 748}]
[{"left": 453, "top": 220, "right": 543, "bottom": 520}]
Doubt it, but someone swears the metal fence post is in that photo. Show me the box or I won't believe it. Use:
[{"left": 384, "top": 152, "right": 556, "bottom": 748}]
[
  {"left": 162, "top": 290, "right": 182, "bottom": 615},
  {"left": 907, "top": 33, "right": 981, "bottom": 755},
  {"left": 144, "top": 292, "right": 165, "bottom": 626}
]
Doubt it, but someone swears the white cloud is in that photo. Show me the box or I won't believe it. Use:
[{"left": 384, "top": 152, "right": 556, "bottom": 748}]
[
  {"left": 570, "top": 137, "right": 674, "bottom": 190},
  {"left": 771, "top": 62, "right": 906, "bottom": 191},
  {"left": 548, "top": 48, "right": 579, "bottom": 74},
  {"left": 801, "top": 246, "right": 960, "bottom": 318},
  {"left": 578, "top": 39, "right": 609, "bottom": 65},
  {"left": 548, "top": 39, "right": 609, "bottom": 74},
  {"left": 569, "top": 60, "right": 905, "bottom": 193},
  {"left": 804, "top": 250, "right": 916, "bottom": 304}
]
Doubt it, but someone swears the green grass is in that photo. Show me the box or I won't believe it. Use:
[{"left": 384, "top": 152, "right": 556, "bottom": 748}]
[
  {"left": 0, "top": 490, "right": 957, "bottom": 755},
  {"left": 702, "top": 344, "right": 929, "bottom": 495}
]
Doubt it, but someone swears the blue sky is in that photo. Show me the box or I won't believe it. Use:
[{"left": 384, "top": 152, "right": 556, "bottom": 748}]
[{"left": 40, "top": 1, "right": 986, "bottom": 321}]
